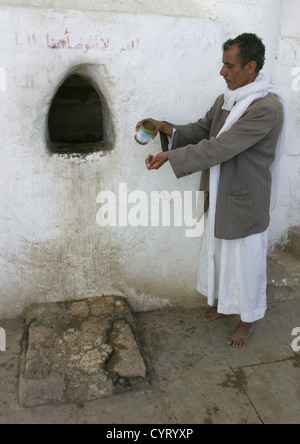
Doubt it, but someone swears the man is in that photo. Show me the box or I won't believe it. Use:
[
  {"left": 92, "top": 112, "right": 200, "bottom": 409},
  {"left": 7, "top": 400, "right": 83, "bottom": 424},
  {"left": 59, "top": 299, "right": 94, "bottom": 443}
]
[{"left": 136, "top": 33, "right": 285, "bottom": 348}]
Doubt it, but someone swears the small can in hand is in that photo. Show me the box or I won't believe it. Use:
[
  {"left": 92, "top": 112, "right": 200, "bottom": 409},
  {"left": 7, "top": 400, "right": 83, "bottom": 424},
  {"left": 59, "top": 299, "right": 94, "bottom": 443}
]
[{"left": 135, "top": 120, "right": 156, "bottom": 145}]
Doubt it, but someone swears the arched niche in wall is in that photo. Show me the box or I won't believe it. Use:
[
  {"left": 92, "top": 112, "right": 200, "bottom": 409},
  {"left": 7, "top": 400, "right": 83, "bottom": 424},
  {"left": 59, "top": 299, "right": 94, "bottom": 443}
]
[{"left": 47, "top": 66, "right": 114, "bottom": 155}]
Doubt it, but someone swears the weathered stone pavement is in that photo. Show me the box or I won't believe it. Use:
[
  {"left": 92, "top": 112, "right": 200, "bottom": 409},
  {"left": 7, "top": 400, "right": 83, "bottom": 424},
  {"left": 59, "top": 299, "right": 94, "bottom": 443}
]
[
  {"left": 0, "top": 230, "right": 299, "bottom": 423},
  {"left": 18, "top": 296, "right": 147, "bottom": 407},
  {"left": 0, "top": 297, "right": 300, "bottom": 423}
]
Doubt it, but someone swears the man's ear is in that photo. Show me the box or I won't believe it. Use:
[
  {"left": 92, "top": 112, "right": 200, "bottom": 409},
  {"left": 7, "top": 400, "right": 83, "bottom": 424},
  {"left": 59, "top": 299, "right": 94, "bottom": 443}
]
[{"left": 247, "top": 60, "right": 257, "bottom": 74}]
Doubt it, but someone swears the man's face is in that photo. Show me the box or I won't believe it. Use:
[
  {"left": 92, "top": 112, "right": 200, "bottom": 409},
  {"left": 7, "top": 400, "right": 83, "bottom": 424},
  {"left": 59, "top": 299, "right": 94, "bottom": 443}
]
[{"left": 220, "top": 43, "right": 255, "bottom": 90}]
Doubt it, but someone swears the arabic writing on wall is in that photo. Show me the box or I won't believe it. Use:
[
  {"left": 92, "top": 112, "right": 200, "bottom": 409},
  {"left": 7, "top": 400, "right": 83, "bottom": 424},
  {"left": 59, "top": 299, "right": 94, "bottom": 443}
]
[{"left": 15, "top": 29, "right": 139, "bottom": 54}]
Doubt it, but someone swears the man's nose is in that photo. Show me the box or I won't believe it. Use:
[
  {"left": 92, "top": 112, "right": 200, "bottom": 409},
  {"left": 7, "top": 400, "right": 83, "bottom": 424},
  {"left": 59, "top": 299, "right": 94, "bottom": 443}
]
[{"left": 220, "top": 65, "right": 227, "bottom": 77}]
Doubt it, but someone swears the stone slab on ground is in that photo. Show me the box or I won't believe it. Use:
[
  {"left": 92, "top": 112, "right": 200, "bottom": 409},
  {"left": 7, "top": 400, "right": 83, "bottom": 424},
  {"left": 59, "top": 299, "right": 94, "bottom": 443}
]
[
  {"left": 267, "top": 248, "right": 300, "bottom": 302},
  {"left": 285, "top": 226, "right": 300, "bottom": 259},
  {"left": 18, "top": 296, "right": 147, "bottom": 407}
]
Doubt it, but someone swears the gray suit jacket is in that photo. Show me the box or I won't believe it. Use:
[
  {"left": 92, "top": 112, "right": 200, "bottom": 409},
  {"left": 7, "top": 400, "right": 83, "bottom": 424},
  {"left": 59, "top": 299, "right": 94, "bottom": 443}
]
[{"left": 160, "top": 93, "right": 284, "bottom": 240}]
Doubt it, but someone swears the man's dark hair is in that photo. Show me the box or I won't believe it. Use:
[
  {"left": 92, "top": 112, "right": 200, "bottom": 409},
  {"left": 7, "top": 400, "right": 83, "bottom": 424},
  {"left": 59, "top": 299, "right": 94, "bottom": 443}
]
[{"left": 223, "top": 33, "right": 265, "bottom": 72}]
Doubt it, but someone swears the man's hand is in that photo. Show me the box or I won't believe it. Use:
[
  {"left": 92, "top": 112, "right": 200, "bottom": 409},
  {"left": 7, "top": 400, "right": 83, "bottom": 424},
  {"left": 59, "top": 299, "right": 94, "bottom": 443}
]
[
  {"left": 136, "top": 119, "right": 173, "bottom": 138},
  {"left": 145, "top": 152, "right": 168, "bottom": 170},
  {"left": 136, "top": 118, "right": 160, "bottom": 139},
  {"left": 136, "top": 118, "right": 171, "bottom": 171}
]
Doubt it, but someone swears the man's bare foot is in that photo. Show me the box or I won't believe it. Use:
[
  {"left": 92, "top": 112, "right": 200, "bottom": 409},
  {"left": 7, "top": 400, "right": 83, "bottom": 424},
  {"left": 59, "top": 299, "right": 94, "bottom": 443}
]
[
  {"left": 203, "top": 308, "right": 237, "bottom": 322},
  {"left": 226, "top": 321, "right": 255, "bottom": 348}
]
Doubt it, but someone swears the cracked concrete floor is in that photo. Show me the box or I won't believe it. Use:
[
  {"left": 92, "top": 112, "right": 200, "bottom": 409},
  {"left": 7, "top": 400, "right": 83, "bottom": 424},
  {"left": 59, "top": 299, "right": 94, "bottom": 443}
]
[{"left": 0, "top": 298, "right": 300, "bottom": 424}]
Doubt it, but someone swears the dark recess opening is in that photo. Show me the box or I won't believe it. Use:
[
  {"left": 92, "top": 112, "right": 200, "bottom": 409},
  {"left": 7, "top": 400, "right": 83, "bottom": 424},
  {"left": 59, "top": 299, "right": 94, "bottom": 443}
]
[{"left": 48, "top": 74, "right": 108, "bottom": 155}]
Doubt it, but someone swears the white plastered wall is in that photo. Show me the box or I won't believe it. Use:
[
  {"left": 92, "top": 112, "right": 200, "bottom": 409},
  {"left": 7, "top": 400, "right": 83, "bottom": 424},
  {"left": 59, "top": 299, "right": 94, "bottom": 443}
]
[{"left": 0, "top": 0, "right": 299, "bottom": 318}]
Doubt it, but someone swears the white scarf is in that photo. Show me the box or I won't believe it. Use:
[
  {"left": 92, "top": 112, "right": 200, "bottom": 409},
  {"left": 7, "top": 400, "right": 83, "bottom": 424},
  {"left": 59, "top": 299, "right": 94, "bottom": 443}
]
[{"left": 205, "top": 73, "right": 286, "bottom": 301}]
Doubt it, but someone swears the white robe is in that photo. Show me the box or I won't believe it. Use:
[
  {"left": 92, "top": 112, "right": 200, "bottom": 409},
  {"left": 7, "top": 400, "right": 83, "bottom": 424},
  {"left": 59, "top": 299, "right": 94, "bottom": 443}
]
[{"left": 196, "top": 213, "right": 268, "bottom": 323}]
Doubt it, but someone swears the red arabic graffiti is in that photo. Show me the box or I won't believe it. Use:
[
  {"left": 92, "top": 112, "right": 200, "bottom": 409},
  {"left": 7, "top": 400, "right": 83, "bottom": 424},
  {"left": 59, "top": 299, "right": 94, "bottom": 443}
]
[
  {"left": 15, "top": 29, "right": 139, "bottom": 54},
  {"left": 15, "top": 31, "right": 36, "bottom": 46}
]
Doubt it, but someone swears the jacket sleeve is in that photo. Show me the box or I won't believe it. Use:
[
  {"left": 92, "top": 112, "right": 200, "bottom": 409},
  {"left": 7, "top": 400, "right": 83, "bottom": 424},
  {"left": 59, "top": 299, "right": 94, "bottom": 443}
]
[
  {"left": 167, "top": 99, "right": 284, "bottom": 178},
  {"left": 159, "top": 99, "right": 218, "bottom": 152}
]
